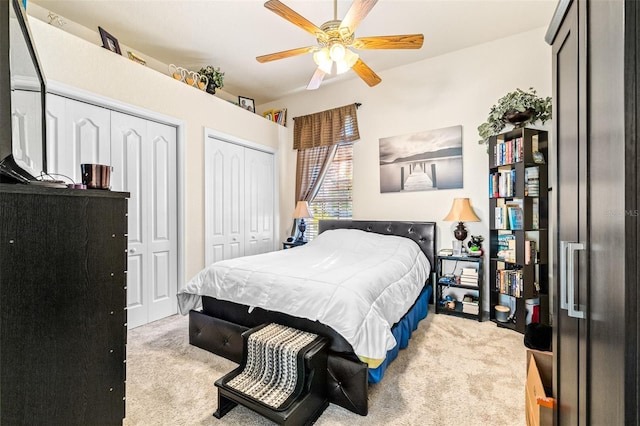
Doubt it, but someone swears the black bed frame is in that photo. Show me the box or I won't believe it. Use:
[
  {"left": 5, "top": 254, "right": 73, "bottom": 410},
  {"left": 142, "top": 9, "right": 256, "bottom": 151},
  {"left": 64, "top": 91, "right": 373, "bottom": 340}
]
[{"left": 188, "top": 220, "right": 437, "bottom": 416}]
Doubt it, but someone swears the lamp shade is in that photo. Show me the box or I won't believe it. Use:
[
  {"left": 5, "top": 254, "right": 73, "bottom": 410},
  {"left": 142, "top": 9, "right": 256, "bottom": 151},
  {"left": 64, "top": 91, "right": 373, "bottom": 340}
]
[
  {"left": 443, "top": 198, "right": 481, "bottom": 222},
  {"left": 293, "top": 201, "right": 313, "bottom": 219}
]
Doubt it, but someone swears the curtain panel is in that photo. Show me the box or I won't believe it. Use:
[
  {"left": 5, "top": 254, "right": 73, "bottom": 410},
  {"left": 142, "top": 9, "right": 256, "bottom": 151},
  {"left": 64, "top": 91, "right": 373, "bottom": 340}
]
[{"left": 293, "top": 103, "right": 360, "bottom": 150}]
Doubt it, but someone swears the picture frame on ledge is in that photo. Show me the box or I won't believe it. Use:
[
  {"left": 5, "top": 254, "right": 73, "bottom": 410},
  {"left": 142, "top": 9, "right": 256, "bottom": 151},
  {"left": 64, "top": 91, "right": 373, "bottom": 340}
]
[
  {"left": 238, "top": 96, "right": 255, "bottom": 113},
  {"left": 99, "top": 26, "right": 121, "bottom": 55}
]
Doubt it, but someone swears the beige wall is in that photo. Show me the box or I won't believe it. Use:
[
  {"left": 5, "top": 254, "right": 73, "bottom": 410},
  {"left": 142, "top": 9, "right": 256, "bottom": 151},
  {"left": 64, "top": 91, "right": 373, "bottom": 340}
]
[
  {"left": 28, "top": 14, "right": 552, "bottom": 292},
  {"left": 29, "top": 19, "right": 283, "bottom": 285},
  {"left": 261, "top": 27, "right": 552, "bottom": 252}
]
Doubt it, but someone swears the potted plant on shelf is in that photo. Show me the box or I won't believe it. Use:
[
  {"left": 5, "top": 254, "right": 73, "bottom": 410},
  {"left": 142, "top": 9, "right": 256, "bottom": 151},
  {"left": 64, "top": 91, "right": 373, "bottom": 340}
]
[
  {"left": 477, "top": 87, "right": 552, "bottom": 145},
  {"left": 198, "top": 65, "right": 225, "bottom": 94}
]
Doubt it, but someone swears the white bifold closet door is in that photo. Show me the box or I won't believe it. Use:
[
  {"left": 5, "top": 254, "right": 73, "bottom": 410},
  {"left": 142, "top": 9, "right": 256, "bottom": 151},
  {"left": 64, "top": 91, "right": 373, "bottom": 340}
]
[
  {"left": 46, "top": 95, "right": 178, "bottom": 329},
  {"left": 110, "top": 112, "right": 177, "bottom": 329},
  {"left": 205, "top": 137, "right": 275, "bottom": 266},
  {"left": 46, "top": 94, "right": 111, "bottom": 183},
  {"left": 11, "top": 90, "right": 44, "bottom": 176}
]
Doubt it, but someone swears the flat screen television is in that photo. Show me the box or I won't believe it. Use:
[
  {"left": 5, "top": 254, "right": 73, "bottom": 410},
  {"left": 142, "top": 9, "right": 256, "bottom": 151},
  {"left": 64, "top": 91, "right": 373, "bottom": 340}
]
[{"left": 0, "top": 0, "right": 46, "bottom": 183}]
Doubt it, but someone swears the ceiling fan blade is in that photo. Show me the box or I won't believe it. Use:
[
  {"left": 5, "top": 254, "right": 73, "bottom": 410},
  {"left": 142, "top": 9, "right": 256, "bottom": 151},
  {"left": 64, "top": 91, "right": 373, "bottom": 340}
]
[
  {"left": 264, "top": 0, "right": 325, "bottom": 37},
  {"left": 306, "top": 68, "right": 326, "bottom": 90},
  {"left": 340, "top": 0, "right": 379, "bottom": 34},
  {"left": 351, "top": 58, "right": 381, "bottom": 87},
  {"left": 256, "top": 46, "right": 316, "bottom": 63},
  {"left": 352, "top": 34, "right": 424, "bottom": 50}
]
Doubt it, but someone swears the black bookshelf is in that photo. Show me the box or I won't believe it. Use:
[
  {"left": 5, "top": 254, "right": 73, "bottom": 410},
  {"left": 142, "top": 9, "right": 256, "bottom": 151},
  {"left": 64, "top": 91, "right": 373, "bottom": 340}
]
[{"left": 488, "top": 127, "right": 549, "bottom": 333}]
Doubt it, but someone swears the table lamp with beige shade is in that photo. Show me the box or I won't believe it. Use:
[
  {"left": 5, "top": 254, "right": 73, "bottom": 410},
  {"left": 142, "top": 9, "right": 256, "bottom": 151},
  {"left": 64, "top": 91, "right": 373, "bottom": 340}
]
[
  {"left": 443, "top": 198, "right": 481, "bottom": 252},
  {"left": 293, "top": 201, "right": 313, "bottom": 243}
]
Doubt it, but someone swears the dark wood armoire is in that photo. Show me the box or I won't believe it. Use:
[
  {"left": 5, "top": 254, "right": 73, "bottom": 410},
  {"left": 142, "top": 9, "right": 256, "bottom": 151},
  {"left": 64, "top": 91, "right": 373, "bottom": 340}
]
[
  {"left": 0, "top": 184, "right": 128, "bottom": 425},
  {"left": 546, "top": 0, "right": 639, "bottom": 424}
]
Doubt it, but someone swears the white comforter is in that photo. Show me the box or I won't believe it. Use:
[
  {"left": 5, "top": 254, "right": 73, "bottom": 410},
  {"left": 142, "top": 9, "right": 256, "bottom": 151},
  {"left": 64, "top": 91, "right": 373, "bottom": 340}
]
[{"left": 177, "top": 228, "right": 431, "bottom": 365}]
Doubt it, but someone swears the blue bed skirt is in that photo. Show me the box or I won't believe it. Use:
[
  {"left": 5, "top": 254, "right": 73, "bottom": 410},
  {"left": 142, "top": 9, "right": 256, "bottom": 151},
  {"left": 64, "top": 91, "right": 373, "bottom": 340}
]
[{"left": 368, "top": 284, "right": 432, "bottom": 383}]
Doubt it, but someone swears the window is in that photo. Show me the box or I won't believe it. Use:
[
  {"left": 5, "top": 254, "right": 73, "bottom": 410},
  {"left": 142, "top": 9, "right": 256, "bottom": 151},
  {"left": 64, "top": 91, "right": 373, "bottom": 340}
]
[{"left": 303, "top": 141, "right": 353, "bottom": 240}]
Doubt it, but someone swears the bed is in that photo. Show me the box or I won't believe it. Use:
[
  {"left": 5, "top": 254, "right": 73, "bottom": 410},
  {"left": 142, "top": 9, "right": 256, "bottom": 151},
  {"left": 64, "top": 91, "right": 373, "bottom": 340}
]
[{"left": 178, "top": 220, "right": 436, "bottom": 416}]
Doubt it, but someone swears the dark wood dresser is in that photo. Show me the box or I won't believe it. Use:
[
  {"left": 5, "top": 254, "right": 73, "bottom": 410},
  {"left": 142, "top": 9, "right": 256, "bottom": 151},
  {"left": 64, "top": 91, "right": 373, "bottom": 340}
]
[{"left": 0, "top": 184, "right": 128, "bottom": 425}]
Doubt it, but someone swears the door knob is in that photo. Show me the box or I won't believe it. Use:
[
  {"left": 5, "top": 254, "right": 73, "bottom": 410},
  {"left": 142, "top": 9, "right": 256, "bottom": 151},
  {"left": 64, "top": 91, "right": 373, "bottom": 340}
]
[{"left": 129, "top": 248, "right": 136, "bottom": 254}]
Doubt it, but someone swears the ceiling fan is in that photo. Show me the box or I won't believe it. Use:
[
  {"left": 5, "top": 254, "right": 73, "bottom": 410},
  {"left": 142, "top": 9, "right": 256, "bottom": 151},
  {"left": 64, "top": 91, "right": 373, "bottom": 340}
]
[{"left": 256, "top": 0, "right": 424, "bottom": 90}]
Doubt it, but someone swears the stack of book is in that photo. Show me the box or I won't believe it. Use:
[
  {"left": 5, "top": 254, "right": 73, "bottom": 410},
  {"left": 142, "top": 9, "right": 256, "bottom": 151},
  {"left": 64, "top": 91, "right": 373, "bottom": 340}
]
[
  {"left": 462, "top": 295, "right": 479, "bottom": 315},
  {"left": 262, "top": 108, "right": 287, "bottom": 126},
  {"left": 496, "top": 268, "right": 523, "bottom": 297},
  {"left": 525, "top": 167, "right": 540, "bottom": 196},
  {"left": 494, "top": 137, "right": 524, "bottom": 165},
  {"left": 489, "top": 169, "right": 516, "bottom": 198},
  {"left": 525, "top": 240, "right": 538, "bottom": 265},
  {"left": 459, "top": 267, "right": 479, "bottom": 287},
  {"left": 497, "top": 234, "right": 516, "bottom": 262}
]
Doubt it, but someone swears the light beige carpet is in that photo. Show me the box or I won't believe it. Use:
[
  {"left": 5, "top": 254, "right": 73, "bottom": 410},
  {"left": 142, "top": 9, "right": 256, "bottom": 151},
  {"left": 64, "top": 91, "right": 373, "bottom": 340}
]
[{"left": 124, "top": 312, "right": 526, "bottom": 426}]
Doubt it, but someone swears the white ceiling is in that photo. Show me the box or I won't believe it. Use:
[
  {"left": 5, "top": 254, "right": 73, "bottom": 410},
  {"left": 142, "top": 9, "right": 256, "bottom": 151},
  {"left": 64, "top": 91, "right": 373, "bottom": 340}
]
[{"left": 30, "top": 0, "right": 558, "bottom": 105}]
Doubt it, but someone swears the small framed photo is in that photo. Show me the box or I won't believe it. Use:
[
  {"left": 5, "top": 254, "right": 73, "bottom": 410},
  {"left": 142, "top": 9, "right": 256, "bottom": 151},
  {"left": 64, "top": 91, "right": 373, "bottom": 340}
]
[
  {"left": 127, "top": 51, "right": 146, "bottom": 66},
  {"left": 99, "top": 26, "right": 121, "bottom": 55},
  {"left": 238, "top": 96, "right": 255, "bottom": 113}
]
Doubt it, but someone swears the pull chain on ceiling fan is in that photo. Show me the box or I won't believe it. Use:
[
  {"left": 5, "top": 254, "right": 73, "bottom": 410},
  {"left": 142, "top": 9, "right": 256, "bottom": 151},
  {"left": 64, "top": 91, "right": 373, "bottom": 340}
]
[{"left": 256, "top": 0, "right": 424, "bottom": 90}]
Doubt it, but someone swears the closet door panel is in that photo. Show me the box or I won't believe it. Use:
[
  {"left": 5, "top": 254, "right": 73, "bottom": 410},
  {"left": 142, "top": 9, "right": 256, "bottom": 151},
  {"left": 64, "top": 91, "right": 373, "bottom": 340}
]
[
  {"left": 11, "top": 90, "right": 43, "bottom": 176},
  {"left": 45, "top": 94, "right": 67, "bottom": 178},
  {"left": 244, "top": 148, "right": 274, "bottom": 256},
  {"left": 111, "top": 112, "right": 149, "bottom": 329},
  {"left": 147, "top": 121, "right": 177, "bottom": 322},
  {"left": 205, "top": 138, "right": 245, "bottom": 264},
  {"left": 229, "top": 152, "right": 243, "bottom": 259},
  {"left": 67, "top": 100, "right": 111, "bottom": 183}
]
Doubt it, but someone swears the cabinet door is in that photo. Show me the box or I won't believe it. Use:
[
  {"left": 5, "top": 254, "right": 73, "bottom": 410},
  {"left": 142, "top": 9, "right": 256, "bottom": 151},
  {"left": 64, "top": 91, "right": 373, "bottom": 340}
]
[
  {"left": 552, "top": 1, "right": 588, "bottom": 424},
  {"left": 244, "top": 148, "right": 275, "bottom": 256},
  {"left": 205, "top": 138, "right": 245, "bottom": 264}
]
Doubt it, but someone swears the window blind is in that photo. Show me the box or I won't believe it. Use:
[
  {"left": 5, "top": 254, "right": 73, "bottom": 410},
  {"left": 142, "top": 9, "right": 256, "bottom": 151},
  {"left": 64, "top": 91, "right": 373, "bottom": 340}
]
[{"left": 305, "top": 141, "right": 353, "bottom": 240}]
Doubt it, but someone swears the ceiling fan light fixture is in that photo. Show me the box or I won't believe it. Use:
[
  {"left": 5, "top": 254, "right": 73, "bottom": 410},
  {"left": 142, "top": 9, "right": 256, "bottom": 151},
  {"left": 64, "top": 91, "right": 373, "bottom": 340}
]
[
  {"left": 313, "top": 47, "right": 333, "bottom": 74},
  {"left": 336, "top": 49, "right": 359, "bottom": 74},
  {"left": 329, "top": 42, "right": 346, "bottom": 62}
]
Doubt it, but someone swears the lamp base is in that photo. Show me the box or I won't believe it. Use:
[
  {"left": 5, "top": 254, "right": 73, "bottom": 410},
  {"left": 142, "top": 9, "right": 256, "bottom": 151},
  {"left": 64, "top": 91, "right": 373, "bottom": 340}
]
[
  {"left": 453, "top": 221, "right": 467, "bottom": 241},
  {"left": 295, "top": 218, "right": 307, "bottom": 243}
]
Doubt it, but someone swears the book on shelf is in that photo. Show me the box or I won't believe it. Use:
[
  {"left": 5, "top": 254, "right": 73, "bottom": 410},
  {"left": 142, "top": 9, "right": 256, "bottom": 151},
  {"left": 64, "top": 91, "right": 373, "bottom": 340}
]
[
  {"left": 525, "top": 240, "right": 538, "bottom": 265},
  {"left": 532, "top": 198, "right": 540, "bottom": 229},
  {"left": 461, "top": 267, "right": 478, "bottom": 276},
  {"left": 262, "top": 108, "right": 287, "bottom": 126},
  {"left": 495, "top": 198, "right": 524, "bottom": 230},
  {"left": 460, "top": 267, "right": 479, "bottom": 286},
  {"left": 494, "top": 137, "right": 524, "bottom": 166},
  {"left": 495, "top": 268, "right": 523, "bottom": 297},
  {"left": 525, "top": 167, "right": 540, "bottom": 196},
  {"left": 489, "top": 169, "right": 516, "bottom": 198},
  {"left": 497, "top": 233, "right": 516, "bottom": 262},
  {"left": 461, "top": 295, "right": 479, "bottom": 314},
  {"left": 508, "top": 206, "right": 523, "bottom": 230}
]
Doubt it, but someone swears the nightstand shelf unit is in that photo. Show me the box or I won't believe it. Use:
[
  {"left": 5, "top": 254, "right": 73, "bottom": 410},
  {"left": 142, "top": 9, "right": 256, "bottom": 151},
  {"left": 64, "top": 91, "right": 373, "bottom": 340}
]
[
  {"left": 435, "top": 255, "right": 485, "bottom": 321},
  {"left": 282, "top": 240, "right": 307, "bottom": 249}
]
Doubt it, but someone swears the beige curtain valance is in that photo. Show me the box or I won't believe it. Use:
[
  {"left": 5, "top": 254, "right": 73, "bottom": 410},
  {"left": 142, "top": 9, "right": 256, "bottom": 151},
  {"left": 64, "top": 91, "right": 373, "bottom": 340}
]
[{"left": 293, "top": 103, "right": 360, "bottom": 150}]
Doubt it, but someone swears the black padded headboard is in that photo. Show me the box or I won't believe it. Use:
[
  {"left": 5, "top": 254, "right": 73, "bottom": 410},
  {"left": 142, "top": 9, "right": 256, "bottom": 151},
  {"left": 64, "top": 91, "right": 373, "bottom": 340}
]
[{"left": 318, "top": 220, "right": 437, "bottom": 273}]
